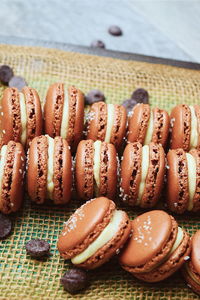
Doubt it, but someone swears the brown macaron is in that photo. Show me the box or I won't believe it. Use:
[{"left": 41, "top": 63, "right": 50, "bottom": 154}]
[
  {"left": 119, "top": 210, "right": 191, "bottom": 282},
  {"left": 120, "top": 142, "right": 165, "bottom": 208},
  {"left": 75, "top": 139, "right": 118, "bottom": 201},
  {"left": 182, "top": 230, "right": 200, "bottom": 295},
  {"left": 0, "top": 87, "right": 42, "bottom": 149},
  {"left": 86, "top": 102, "right": 127, "bottom": 152},
  {"left": 127, "top": 103, "right": 169, "bottom": 148},
  {"left": 0, "top": 141, "right": 25, "bottom": 214},
  {"left": 44, "top": 83, "right": 84, "bottom": 152},
  {"left": 57, "top": 197, "right": 131, "bottom": 269},
  {"left": 170, "top": 104, "right": 200, "bottom": 151},
  {"left": 27, "top": 135, "right": 72, "bottom": 205},
  {"left": 167, "top": 148, "right": 200, "bottom": 214}
]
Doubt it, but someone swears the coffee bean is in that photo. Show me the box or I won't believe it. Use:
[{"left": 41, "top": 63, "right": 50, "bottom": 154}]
[
  {"left": 60, "top": 268, "right": 88, "bottom": 294},
  {"left": 0, "top": 65, "right": 14, "bottom": 85},
  {"left": 122, "top": 98, "right": 137, "bottom": 114},
  {"left": 85, "top": 89, "right": 105, "bottom": 105},
  {"left": 91, "top": 40, "right": 105, "bottom": 49},
  {"left": 25, "top": 239, "right": 50, "bottom": 258},
  {"left": 131, "top": 88, "right": 149, "bottom": 104},
  {"left": 0, "top": 213, "right": 12, "bottom": 239},
  {"left": 9, "top": 76, "right": 27, "bottom": 91},
  {"left": 108, "top": 25, "right": 123, "bottom": 36}
]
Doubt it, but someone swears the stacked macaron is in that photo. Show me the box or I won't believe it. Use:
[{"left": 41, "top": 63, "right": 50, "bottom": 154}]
[
  {"left": 75, "top": 140, "right": 118, "bottom": 201},
  {"left": 57, "top": 197, "right": 131, "bottom": 269}
]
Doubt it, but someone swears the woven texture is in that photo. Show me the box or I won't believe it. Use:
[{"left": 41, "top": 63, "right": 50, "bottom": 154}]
[{"left": 0, "top": 44, "right": 200, "bottom": 300}]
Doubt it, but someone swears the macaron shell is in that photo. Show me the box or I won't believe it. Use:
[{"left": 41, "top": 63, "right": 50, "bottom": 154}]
[
  {"left": 127, "top": 104, "right": 150, "bottom": 144},
  {"left": 75, "top": 140, "right": 94, "bottom": 200},
  {"left": 191, "top": 230, "right": 200, "bottom": 274},
  {"left": 120, "top": 142, "right": 142, "bottom": 206},
  {"left": 110, "top": 105, "right": 127, "bottom": 151},
  {"left": 194, "top": 105, "right": 200, "bottom": 149},
  {"left": 152, "top": 108, "right": 169, "bottom": 148},
  {"left": 0, "top": 88, "right": 21, "bottom": 146},
  {"left": 182, "top": 263, "right": 200, "bottom": 295},
  {"left": 170, "top": 104, "right": 191, "bottom": 151},
  {"left": 53, "top": 137, "right": 72, "bottom": 204},
  {"left": 133, "top": 228, "right": 191, "bottom": 282},
  {"left": 76, "top": 210, "right": 131, "bottom": 269},
  {"left": 141, "top": 143, "right": 165, "bottom": 208},
  {"left": 57, "top": 197, "right": 115, "bottom": 258},
  {"left": 189, "top": 149, "right": 200, "bottom": 212},
  {"left": 166, "top": 149, "right": 189, "bottom": 213}
]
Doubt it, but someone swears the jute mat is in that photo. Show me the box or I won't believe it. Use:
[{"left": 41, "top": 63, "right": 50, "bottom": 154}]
[{"left": 0, "top": 44, "right": 200, "bottom": 300}]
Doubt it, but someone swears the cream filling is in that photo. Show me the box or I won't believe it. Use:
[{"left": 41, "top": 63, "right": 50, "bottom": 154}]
[
  {"left": 93, "top": 140, "right": 102, "bottom": 195},
  {"left": 71, "top": 210, "right": 123, "bottom": 264},
  {"left": 46, "top": 135, "right": 55, "bottom": 200},
  {"left": 104, "top": 104, "right": 115, "bottom": 143},
  {"left": 137, "top": 145, "right": 149, "bottom": 205},
  {"left": 0, "top": 145, "right": 7, "bottom": 199},
  {"left": 186, "top": 153, "right": 196, "bottom": 211},
  {"left": 19, "top": 93, "right": 27, "bottom": 146},
  {"left": 60, "top": 87, "right": 69, "bottom": 139},
  {"left": 144, "top": 110, "right": 154, "bottom": 145},
  {"left": 189, "top": 106, "right": 198, "bottom": 149},
  {"left": 186, "top": 262, "right": 200, "bottom": 285}
]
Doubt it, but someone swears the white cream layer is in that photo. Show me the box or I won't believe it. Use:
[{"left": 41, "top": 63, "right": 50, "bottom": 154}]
[
  {"left": 189, "top": 106, "right": 198, "bottom": 149},
  {"left": 19, "top": 93, "right": 27, "bottom": 146},
  {"left": 144, "top": 110, "right": 154, "bottom": 145},
  {"left": 46, "top": 135, "right": 55, "bottom": 200},
  {"left": 0, "top": 145, "right": 7, "bottom": 200},
  {"left": 93, "top": 140, "right": 102, "bottom": 195},
  {"left": 104, "top": 104, "right": 115, "bottom": 143},
  {"left": 186, "top": 153, "right": 197, "bottom": 211},
  {"left": 71, "top": 210, "right": 123, "bottom": 264},
  {"left": 137, "top": 145, "right": 150, "bottom": 205},
  {"left": 60, "top": 87, "right": 69, "bottom": 139}
]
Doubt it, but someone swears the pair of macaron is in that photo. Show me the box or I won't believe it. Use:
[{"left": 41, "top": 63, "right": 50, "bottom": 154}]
[
  {"left": 27, "top": 135, "right": 72, "bottom": 204},
  {"left": 182, "top": 230, "right": 200, "bottom": 295},
  {"left": 127, "top": 103, "right": 170, "bottom": 148},
  {"left": 170, "top": 104, "right": 200, "bottom": 151},
  {"left": 167, "top": 148, "right": 200, "bottom": 213},
  {"left": 85, "top": 102, "right": 127, "bottom": 151},
  {"left": 57, "top": 197, "right": 131, "bottom": 269},
  {"left": 75, "top": 139, "right": 118, "bottom": 201},
  {"left": 120, "top": 142, "right": 165, "bottom": 208},
  {"left": 0, "top": 141, "right": 25, "bottom": 214}
]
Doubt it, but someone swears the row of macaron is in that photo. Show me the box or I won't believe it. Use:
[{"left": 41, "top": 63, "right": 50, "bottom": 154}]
[
  {"left": 57, "top": 196, "right": 200, "bottom": 295},
  {"left": 0, "top": 84, "right": 200, "bottom": 153},
  {"left": 0, "top": 136, "right": 200, "bottom": 215}
]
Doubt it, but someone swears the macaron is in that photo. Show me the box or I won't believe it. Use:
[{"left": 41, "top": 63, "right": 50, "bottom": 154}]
[
  {"left": 0, "top": 87, "right": 43, "bottom": 149},
  {"left": 44, "top": 83, "right": 84, "bottom": 152},
  {"left": 86, "top": 102, "right": 127, "bottom": 151},
  {"left": 0, "top": 141, "right": 25, "bottom": 214},
  {"left": 27, "top": 135, "right": 72, "bottom": 205},
  {"left": 182, "top": 230, "right": 200, "bottom": 295},
  {"left": 75, "top": 140, "right": 118, "bottom": 201},
  {"left": 170, "top": 104, "right": 200, "bottom": 151},
  {"left": 119, "top": 210, "right": 191, "bottom": 282},
  {"left": 167, "top": 148, "right": 200, "bottom": 214},
  {"left": 127, "top": 103, "right": 169, "bottom": 148},
  {"left": 57, "top": 197, "right": 131, "bottom": 269},
  {"left": 120, "top": 142, "right": 165, "bottom": 208}
]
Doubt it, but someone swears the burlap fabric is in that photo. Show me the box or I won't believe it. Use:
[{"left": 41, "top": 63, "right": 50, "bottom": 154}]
[{"left": 0, "top": 44, "right": 200, "bottom": 300}]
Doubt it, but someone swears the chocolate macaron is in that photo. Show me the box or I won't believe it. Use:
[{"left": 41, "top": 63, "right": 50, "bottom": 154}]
[
  {"left": 120, "top": 142, "right": 165, "bottom": 208},
  {"left": 119, "top": 210, "right": 191, "bottom": 282},
  {"left": 167, "top": 148, "right": 200, "bottom": 214},
  {"left": 86, "top": 102, "right": 127, "bottom": 151},
  {"left": 170, "top": 104, "right": 200, "bottom": 151},
  {"left": 0, "top": 141, "right": 25, "bottom": 214},
  {"left": 27, "top": 135, "right": 72, "bottom": 204},
  {"left": 75, "top": 140, "right": 118, "bottom": 201},
  {"left": 57, "top": 197, "right": 131, "bottom": 269},
  {"left": 127, "top": 104, "right": 169, "bottom": 148},
  {"left": 182, "top": 230, "right": 200, "bottom": 295},
  {"left": 0, "top": 87, "right": 42, "bottom": 149},
  {"left": 44, "top": 83, "right": 84, "bottom": 152}
]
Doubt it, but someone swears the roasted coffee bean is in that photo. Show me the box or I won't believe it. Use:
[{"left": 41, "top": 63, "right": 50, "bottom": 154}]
[
  {"left": 0, "top": 213, "right": 12, "bottom": 239},
  {"left": 108, "top": 25, "right": 123, "bottom": 36},
  {"left": 131, "top": 88, "right": 149, "bottom": 104},
  {"left": 60, "top": 268, "right": 88, "bottom": 294},
  {"left": 25, "top": 239, "right": 50, "bottom": 258},
  {"left": 0, "top": 65, "right": 14, "bottom": 85},
  {"left": 85, "top": 89, "right": 105, "bottom": 105},
  {"left": 9, "top": 76, "right": 27, "bottom": 91},
  {"left": 122, "top": 98, "right": 137, "bottom": 114},
  {"left": 91, "top": 40, "right": 105, "bottom": 49}
]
